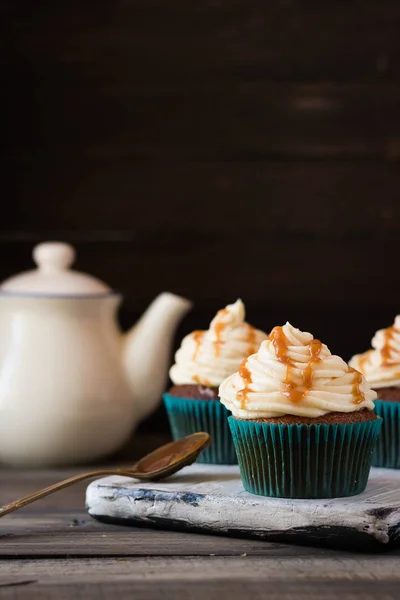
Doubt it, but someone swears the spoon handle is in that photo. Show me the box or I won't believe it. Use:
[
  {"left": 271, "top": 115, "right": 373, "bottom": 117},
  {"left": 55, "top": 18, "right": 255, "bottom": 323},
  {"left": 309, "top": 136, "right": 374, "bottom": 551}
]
[{"left": 0, "top": 468, "right": 135, "bottom": 518}]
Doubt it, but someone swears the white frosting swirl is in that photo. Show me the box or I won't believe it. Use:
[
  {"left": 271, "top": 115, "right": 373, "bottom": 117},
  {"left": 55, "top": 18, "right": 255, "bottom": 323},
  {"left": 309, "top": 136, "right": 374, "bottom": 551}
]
[
  {"left": 169, "top": 299, "right": 267, "bottom": 387},
  {"left": 349, "top": 316, "right": 400, "bottom": 389},
  {"left": 219, "top": 322, "right": 376, "bottom": 419}
]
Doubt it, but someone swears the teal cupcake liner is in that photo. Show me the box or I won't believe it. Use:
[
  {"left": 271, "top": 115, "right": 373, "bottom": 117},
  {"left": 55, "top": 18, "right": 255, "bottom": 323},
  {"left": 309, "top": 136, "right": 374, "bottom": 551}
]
[
  {"left": 372, "top": 400, "right": 400, "bottom": 468},
  {"left": 163, "top": 394, "right": 237, "bottom": 464},
  {"left": 228, "top": 416, "right": 382, "bottom": 498}
]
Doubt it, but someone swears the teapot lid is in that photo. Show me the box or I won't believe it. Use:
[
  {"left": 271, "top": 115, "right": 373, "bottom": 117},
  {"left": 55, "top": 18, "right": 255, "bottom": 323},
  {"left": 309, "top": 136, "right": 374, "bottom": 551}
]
[{"left": 0, "top": 242, "right": 111, "bottom": 296}]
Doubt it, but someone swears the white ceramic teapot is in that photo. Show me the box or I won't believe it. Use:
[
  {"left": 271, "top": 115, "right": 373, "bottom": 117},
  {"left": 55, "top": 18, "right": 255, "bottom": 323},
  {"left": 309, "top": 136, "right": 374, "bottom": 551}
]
[{"left": 0, "top": 242, "right": 192, "bottom": 467}]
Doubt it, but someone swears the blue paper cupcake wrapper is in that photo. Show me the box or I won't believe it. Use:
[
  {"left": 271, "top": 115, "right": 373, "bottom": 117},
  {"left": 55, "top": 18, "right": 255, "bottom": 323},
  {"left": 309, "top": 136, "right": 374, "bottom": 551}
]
[
  {"left": 163, "top": 394, "right": 238, "bottom": 464},
  {"left": 372, "top": 401, "right": 400, "bottom": 469},
  {"left": 228, "top": 417, "right": 382, "bottom": 498}
]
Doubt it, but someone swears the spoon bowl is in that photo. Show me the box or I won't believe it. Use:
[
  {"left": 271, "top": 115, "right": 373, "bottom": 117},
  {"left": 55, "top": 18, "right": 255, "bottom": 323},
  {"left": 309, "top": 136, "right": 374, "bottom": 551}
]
[
  {"left": 132, "top": 432, "right": 211, "bottom": 480},
  {"left": 0, "top": 432, "right": 211, "bottom": 518}
]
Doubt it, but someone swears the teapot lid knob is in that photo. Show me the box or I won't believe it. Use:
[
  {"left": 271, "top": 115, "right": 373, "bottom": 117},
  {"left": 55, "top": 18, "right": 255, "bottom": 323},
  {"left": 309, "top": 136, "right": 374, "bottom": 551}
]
[
  {"left": 33, "top": 243, "right": 76, "bottom": 272},
  {"left": 0, "top": 241, "right": 112, "bottom": 296}
]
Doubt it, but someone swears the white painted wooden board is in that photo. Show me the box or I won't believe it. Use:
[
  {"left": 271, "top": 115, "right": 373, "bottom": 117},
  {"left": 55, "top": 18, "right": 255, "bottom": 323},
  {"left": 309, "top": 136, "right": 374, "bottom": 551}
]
[{"left": 86, "top": 466, "right": 400, "bottom": 551}]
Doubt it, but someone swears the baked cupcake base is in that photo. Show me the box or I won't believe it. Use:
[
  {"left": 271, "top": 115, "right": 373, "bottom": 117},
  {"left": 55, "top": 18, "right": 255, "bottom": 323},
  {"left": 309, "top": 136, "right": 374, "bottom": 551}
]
[
  {"left": 373, "top": 387, "right": 400, "bottom": 402},
  {"left": 228, "top": 411, "right": 381, "bottom": 499},
  {"left": 168, "top": 384, "right": 219, "bottom": 400},
  {"left": 164, "top": 385, "right": 237, "bottom": 465},
  {"left": 250, "top": 410, "right": 377, "bottom": 425}
]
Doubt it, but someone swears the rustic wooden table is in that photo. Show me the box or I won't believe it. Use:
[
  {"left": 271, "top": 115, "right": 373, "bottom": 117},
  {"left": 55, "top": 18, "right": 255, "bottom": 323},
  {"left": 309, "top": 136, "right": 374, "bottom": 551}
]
[{"left": 1, "top": 438, "right": 400, "bottom": 599}]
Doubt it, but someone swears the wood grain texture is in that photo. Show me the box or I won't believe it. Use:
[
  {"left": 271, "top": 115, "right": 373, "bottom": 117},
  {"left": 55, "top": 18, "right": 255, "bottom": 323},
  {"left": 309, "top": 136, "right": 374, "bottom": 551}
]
[
  {"left": 1, "top": 580, "right": 400, "bottom": 600},
  {"left": 1, "top": 461, "right": 400, "bottom": 599},
  {"left": 0, "top": 229, "right": 396, "bottom": 314},
  {"left": 1, "top": 556, "right": 400, "bottom": 599},
  {"left": 3, "top": 555, "right": 400, "bottom": 580},
  {"left": 0, "top": 462, "right": 331, "bottom": 558},
  {"left": 2, "top": 0, "right": 400, "bottom": 83},
  {"left": 2, "top": 161, "right": 400, "bottom": 232},
  {"left": 0, "top": 524, "right": 322, "bottom": 558},
  {"left": 4, "top": 83, "right": 400, "bottom": 161},
  {"left": 87, "top": 466, "right": 400, "bottom": 551},
  {"left": 1, "top": 160, "right": 399, "bottom": 311}
]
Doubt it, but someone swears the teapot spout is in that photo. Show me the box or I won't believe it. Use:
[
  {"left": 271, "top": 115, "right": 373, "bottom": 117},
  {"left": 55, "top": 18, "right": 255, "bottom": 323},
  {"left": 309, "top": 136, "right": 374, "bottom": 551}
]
[{"left": 123, "top": 292, "right": 192, "bottom": 422}]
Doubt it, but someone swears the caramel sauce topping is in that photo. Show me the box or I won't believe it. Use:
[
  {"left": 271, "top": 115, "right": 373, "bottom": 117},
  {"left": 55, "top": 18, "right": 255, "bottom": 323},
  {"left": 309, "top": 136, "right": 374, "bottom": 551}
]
[
  {"left": 269, "top": 326, "right": 306, "bottom": 403},
  {"left": 349, "top": 367, "right": 365, "bottom": 405},
  {"left": 269, "top": 326, "right": 290, "bottom": 364},
  {"left": 192, "top": 374, "right": 211, "bottom": 387},
  {"left": 237, "top": 360, "right": 252, "bottom": 408},
  {"left": 237, "top": 325, "right": 366, "bottom": 407},
  {"left": 246, "top": 325, "right": 257, "bottom": 355},
  {"left": 192, "top": 331, "right": 205, "bottom": 361},
  {"left": 282, "top": 378, "right": 306, "bottom": 404},
  {"left": 358, "top": 349, "right": 373, "bottom": 374},
  {"left": 237, "top": 326, "right": 366, "bottom": 407},
  {"left": 381, "top": 326, "right": 399, "bottom": 366},
  {"left": 213, "top": 308, "right": 228, "bottom": 357},
  {"left": 268, "top": 327, "right": 324, "bottom": 404},
  {"left": 303, "top": 339, "right": 323, "bottom": 388}
]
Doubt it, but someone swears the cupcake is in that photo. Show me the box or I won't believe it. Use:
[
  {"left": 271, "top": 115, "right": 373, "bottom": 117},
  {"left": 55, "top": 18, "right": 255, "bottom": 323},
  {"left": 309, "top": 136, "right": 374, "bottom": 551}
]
[
  {"left": 164, "top": 299, "right": 267, "bottom": 464},
  {"left": 219, "top": 322, "right": 380, "bottom": 498},
  {"left": 350, "top": 316, "right": 400, "bottom": 468}
]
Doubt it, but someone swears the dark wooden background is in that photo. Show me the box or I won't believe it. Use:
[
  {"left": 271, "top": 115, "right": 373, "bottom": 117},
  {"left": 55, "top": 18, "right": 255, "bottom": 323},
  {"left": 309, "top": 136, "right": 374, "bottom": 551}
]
[{"left": 2, "top": 0, "right": 400, "bottom": 433}]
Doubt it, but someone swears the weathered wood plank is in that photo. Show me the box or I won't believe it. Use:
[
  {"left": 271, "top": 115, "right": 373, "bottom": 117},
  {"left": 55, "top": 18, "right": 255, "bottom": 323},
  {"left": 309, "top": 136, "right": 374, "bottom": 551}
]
[
  {"left": 0, "top": 154, "right": 399, "bottom": 361},
  {"left": 1, "top": 552, "right": 400, "bottom": 582},
  {"left": 0, "top": 434, "right": 171, "bottom": 507},
  {"left": 4, "top": 83, "right": 400, "bottom": 161},
  {"left": 1, "top": 557, "right": 400, "bottom": 599},
  {"left": 87, "top": 466, "right": 400, "bottom": 551},
  {"left": 0, "top": 463, "right": 327, "bottom": 557},
  {"left": 2, "top": 580, "right": 400, "bottom": 600},
  {"left": 2, "top": 0, "right": 400, "bottom": 82},
  {"left": 0, "top": 521, "right": 328, "bottom": 558},
  {"left": 3, "top": 555, "right": 400, "bottom": 579},
  {"left": 0, "top": 231, "right": 396, "bottom": 309},
  {"left": 3, "top": 161, "right": 400, "bottom": 233}
]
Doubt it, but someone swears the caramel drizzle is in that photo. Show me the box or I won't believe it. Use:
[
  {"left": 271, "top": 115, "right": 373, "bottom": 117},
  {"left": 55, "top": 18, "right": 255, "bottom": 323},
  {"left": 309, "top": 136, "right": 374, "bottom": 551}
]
[
  {"left": 381, "top": 325, "right": 399, "bottom": 366},
  {"left": 269, "top": 326, "right": 290, "bottom": 365},
  {"left": 269, "top": 326, "right": 323, "bottom": 404},
  {"left": 349, "top": 367, "right": 365, "bottom": 405},
  {"left": 358, "top": 349, "right": 373, "bottom": 374},
  {"left": 303, "top": 339, "right": 323, "bottom": 388},
  {"left": 238, "top": 325, "right": 365, "bottom": 406},
  {"left": 233, "top": 326, "right": 259, "bottom": 407},
  {"left": 246, "top": 325, "right": 257, "bottom": 355},
  {"left": 213, "top": 308, "right": 228, "bottom": 357},
  {"left": 192, "top": 331, "right": 205, "bottom": 361},
  {"left": 237, "top": 359, "right": 252, "bottom": 408},
  {"left": 192, "top": 374, "right": 211, "bottom": 387}
]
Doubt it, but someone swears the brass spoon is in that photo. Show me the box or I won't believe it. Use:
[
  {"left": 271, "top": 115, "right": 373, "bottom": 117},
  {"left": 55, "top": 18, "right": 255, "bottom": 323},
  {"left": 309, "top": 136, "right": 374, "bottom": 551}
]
[{"left": 0, "top": 432, "right": 211, "bottom": 518}]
